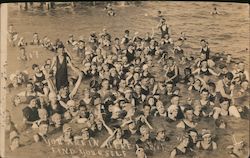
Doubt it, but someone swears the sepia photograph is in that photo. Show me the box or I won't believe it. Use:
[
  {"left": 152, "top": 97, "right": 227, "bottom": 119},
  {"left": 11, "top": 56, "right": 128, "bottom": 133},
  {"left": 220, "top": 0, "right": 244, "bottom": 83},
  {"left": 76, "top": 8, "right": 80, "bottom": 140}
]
[{"left": 0, "top": 1, "right": 249, "bottom": 158}]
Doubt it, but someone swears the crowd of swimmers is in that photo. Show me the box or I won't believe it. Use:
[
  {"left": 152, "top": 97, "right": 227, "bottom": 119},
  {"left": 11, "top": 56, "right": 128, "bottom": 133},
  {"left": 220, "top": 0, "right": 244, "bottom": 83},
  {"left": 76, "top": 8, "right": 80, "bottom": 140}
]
[{"left": 5, "top": 10, "right": 249, "bottom": 158}]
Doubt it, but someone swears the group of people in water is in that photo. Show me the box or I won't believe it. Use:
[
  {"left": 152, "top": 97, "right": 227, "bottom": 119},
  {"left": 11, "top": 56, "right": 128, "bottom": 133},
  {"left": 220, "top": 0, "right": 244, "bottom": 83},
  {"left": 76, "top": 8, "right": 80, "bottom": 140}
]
[{"left": 5, "top": 8, "right": 249, "bottom": 158}]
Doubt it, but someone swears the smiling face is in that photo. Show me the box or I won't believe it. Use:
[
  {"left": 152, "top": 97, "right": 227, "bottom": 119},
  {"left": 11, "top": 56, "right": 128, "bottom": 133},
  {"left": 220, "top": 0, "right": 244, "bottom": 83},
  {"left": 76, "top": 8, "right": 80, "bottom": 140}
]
[
  {"left": 157, "top": 131, "right": 165, "bottom": 140},
  {"left": 156, "top": 102, "right": 165, "bottom": 114},
  {"left": 203, "top": 134, "right": 212, "bottom": 143},
  {"left": 200, "top": 91, "right": 209, "bottom": 100},
  {"left": 220, "top": 100, "right": 229, "bottom": 111},
  {"left": 39, "top": 124, "right": 49, "bottom": 135},
  {"left": 143, "top": 105, "right": 151, "bottom": 116},
  {"left": 82, "top": 130, "right": 90, "bottom": 140},
  {"left": 30, "top": 99, "right": 37, "bottom": 108},
  {"left": 148, "top": 97, "right": 155, "bottom": 106},
  {"left": 171, "top": 96, "right": 179, "bottom": 105},
  {"left": 189, "top": 131, "right": 198, "bottom": 143},
  {"left": 185, "top": 110, "right": 194, "bottom": 121}
]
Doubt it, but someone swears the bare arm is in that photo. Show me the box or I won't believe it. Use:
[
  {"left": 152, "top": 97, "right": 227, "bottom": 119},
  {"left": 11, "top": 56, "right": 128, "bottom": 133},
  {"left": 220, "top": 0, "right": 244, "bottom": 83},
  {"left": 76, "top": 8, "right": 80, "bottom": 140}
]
[
  {"left": 168, "top": 65, "right": 178, "bottom": 81},
  {"left": 170, "top": 149, "right": 177, "bottom": 158},
  {"left": 192, "top": 68, "right": 201, "bottom": 75},
  {"left": 208, "top": 68, "right": 219, "bottom": 76},
  {"left": 101, "top": 119, "right": 114, "bottom": 135},
  {"left": 69, "top": 72, "right": 83, "bottom": 99}
]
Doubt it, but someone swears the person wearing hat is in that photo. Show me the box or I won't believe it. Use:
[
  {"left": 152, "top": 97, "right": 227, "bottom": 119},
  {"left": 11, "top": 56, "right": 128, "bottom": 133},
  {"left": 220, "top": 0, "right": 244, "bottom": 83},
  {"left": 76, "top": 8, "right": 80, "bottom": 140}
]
[
  {"left": 9, "top": 130, "right": 20, "bottom": 151},
  {"left": 122, "top": 119, "right": 138, "bottom": 140},
  {"left": 213, "top": 97, "right": 241, "bottom": 119},
  {"left": 170, "top": 134, "right": 191, "bottom": 158},
  {"left": 57, "top": 124, "right": 73, "bottom": 144},
  {"left": 30, "top": 32, "right": 41, "bottom": 46},
  {"left": 74, "top": 127, "right": 93, "bottom": 143},
  {"left": 167, "top": 95, "right": 184, "bottom": 122},
  {"left": 51, "top": 113, "right": 62, "bottom": 128},
  {"left": 33, "top": 120, "right": 49, "bottom": 143},
  {"left": 136, "top": 125, "right": 153, "bottom": 152},
  {"left": 154, "top": 127, "right": 169, "bottom": 143},
  {"left": 186, "top": 128, "right": 199, "bottom": 150},
  {"left": 126, "top": 43, "right": 136, "bottom": 63},
  {"left": 109, "top": 127, "right": 131, "bottom": 150},
  {"left": 196, "top": 129, "right": 217, "bottom": 150},
  {"left": 176, "top": 106, "right": 197, "bottom": 130}
]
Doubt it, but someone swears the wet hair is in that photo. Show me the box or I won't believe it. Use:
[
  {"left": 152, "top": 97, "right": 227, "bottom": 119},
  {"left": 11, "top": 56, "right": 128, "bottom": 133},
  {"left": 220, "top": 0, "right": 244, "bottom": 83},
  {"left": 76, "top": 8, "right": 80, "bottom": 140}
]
[
  {"left": 171, "top": 94, "right": 180, "bottom": 99},
  {"left": 186, "top": 128, "right": 198, "bottom": 135},
  {"left": 219, "top": 97, "right": 230, "bottom": 104},
  {"left": 168, "top": 57, "right": 174, "bottom": 61},
  {"left": 183, "top": 105, "right": 193, "bottom": 113},
  {"left": 32, "top": 64, "right": 39, "bottom": 70},
  {"left": 208, "top": 82, "right": 216, "bottom": 89},
  {"left": 200, "top": 39, "right": 206, "bottom": 43},
  {"left": 201, "top": 89, "right": 209, "bottom": 94},
  {"left": 57, "top": 42, "right": 65, "bottom": 49},
  {"left": 125, "top": 30, "right": 129, "bottom": 34},
  {"left": 20, "top": 47, "right": 25, "bottom": 50},
  {"left": 224, "top": 72, "right": 234, "bottom": 80}
]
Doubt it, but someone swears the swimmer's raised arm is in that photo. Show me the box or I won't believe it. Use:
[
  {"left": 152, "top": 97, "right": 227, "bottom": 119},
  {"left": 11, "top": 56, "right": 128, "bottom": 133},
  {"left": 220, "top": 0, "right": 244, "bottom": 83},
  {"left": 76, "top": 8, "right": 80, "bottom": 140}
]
[
  {"left": 69, "top": 72, "right": 83, "bottom": 99},
  {"left": 101, "top": 118, "right": 114, "bottom": 136},
  {"left": 170, "top": 149, "right": 177, "bottom": 158}
]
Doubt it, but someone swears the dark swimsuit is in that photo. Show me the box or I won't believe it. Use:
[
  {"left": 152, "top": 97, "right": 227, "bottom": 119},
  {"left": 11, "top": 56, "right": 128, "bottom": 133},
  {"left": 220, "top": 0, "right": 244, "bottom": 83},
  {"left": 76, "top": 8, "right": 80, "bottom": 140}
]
[
  {"left": 200, "top": 68, "right": 212, "bottom": 76},
  {"left": 166, "top": 66, "right": 179, "bottom": 84},
  {"left": 55, "top": 53, "right": 69, "bottom": 91},
  {"left": 160, "top": 25, "right": 169, "bottom": 38},
  {"left": 201, "top": 47, "right": 210, "bottom": 60}
]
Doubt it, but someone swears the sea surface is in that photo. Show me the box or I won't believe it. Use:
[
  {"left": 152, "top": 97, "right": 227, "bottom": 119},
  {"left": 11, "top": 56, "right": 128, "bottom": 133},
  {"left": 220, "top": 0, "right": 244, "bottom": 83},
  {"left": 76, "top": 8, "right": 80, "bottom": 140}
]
[{"left": 5, "top": 2, "right": 249, "bottom": 158}]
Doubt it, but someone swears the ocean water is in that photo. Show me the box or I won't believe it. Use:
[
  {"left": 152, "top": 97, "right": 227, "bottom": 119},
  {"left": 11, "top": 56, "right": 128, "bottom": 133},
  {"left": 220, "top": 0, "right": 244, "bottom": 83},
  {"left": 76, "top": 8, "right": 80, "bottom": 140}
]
[{"left": 5, "top": 2, "right": 249, "bottom": 158}]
